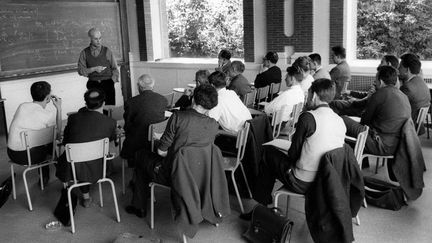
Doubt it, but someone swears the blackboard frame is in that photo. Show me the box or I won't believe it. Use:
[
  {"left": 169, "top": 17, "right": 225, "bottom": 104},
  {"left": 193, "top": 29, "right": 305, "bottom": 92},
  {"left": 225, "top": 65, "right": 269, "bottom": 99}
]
[{"left": 0, "top": 1, "right": 125, "bottom": 81}]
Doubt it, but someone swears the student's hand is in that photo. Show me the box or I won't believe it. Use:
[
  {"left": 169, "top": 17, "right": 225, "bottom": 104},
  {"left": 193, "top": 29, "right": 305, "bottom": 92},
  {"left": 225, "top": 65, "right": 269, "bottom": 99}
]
[
  {"left": 184, "top": 89, "right": 193, "bottom": 96},
  {"left": 157, "top": 149, "right": 168, "bottom": 157},
  {"left": 92, "top": 66, "right": 106, "bottom": 73},
  {"left": 51, "top": 95, "right": 62, "bottom": 109}
]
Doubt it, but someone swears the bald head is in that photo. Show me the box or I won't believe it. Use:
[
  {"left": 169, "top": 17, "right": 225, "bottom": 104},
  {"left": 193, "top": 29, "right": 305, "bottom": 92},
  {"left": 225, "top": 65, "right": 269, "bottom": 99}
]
[
  {"left": 88, "top": 28, "right": 102, "bottom": 47},
  {"left": 137, "top": 74, "right": 155, "bottom": 93}
]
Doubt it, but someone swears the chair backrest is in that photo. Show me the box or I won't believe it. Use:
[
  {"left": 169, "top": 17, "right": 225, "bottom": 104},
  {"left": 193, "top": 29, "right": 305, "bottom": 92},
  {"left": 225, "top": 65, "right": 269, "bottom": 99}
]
[
  {"left": 353, "top": 126, "right": 369, "bottom": 165},
  {"left": 148, "top": 119, "right": 169, "bottom": 152},
  {"left": 271, "top": 105, "right": 288, "bottom": 138},
  {"left": 235, "top": 122, "right": 251, "bottom": 162},
  {"left": 243, "top": 88, "right": 257, "bottom": 108},
  {"left": 163, "top": 93, "right": 175, "bottom": 108},
  {"left": 21, "top": 125, "right": 57, "bottom": 166},
  {"left": 415, "top": 106, "right": 429, "bottom": 135},
  {"left": 291, "top": 102, "right": 304, "bottom": 125},
  {"left": 256, "top": 86, "right": 269, "bottom": 103},
  {"left": 65, "top": 138, "right": 109, "bottom": 183},
  {"left": 268, "top": 82, "right": 281, "bottom": 101}
]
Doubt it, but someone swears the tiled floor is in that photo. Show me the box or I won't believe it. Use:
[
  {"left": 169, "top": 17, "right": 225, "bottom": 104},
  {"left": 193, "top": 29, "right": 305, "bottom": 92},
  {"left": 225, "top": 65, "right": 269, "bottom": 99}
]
[{"left": 0, "top": 134, "right": 431, "bottom": 242}]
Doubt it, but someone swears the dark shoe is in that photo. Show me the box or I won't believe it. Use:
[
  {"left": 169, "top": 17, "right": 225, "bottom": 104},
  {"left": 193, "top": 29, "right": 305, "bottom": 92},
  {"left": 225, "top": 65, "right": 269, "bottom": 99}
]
[
  {"left": 125, "top": 205, "right": 147, "bottom": 218},
  {"left": 81, "top": 197, "right": 92, "bottom": 208},
  {"left": 239, "top": 211, "right": 253, "bottom": 221}
]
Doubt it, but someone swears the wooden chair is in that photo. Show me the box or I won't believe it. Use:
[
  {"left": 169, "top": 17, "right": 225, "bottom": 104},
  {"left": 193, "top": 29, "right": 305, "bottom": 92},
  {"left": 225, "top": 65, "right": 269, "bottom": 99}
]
[
  {"left": 268, "top": 82, "right": 281, "bottom": 101},
  {"left": 163, "top": 92, "right": 175, "bottom": 109},
  {"left": 271, "top": 105, "right": 287, "bottom": 138},
  {"left": 65, "top": 138, "right": 120, "bottom": 233},
  {"left": 415, "top": 106, "right": 430, "bottom": 135},
  {"left": 255, "top": 86, "right": 270, "bottom": 108},
  {"left": 221, "top": 122, "right": 252, "bottom": 213},
  {"left": 278, "top": 102, "right": 304, "bottom": 140},
  {"left": 148, "top": 119, "right": 169, "bottom": 152},
  {"left": 243, "top": 88, "right": 257, "bottom": 108},
  {"left": 9, "top": 125, "right": 57, "bottom": 211}
]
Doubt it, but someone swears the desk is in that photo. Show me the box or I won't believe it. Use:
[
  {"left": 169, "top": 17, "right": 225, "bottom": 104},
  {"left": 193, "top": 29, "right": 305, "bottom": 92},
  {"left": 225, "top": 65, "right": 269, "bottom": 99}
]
[
  {"left": 263, "top": 139, "right": 291, "bottom": 155},
  {"left": 173, "top": 88, "right": 185, "bottom": 93},
  {"left": 187, "top": 83, "right": 196, "bottom": 88}
]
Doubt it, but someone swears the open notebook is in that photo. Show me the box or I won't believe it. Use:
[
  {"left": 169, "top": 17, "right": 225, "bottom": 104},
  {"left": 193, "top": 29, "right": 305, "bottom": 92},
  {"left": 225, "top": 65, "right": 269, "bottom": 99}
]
[{"left": 263, "top": 139, "right": 291, "bottom": 155}]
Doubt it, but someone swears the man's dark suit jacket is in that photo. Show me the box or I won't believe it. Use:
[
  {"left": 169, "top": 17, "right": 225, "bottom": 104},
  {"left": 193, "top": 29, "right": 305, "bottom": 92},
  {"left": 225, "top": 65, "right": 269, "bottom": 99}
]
[
  {"left": 121, "top": 90, "right": 167, "bottom": 159},
  {"left": 56, "top": 109, "right": 116, "bottom": 183},
  {"left": 330, "top": 60, "right": 351, "bottom": 99},
  {"left": 254, "top": 66, "right": 282, "bottom": 88},
  {"left": 400, "top": 75, "right": 431, "bottom": 121},
  {"left": 227, "top": 74, "right": 252, "bottom": 100}
]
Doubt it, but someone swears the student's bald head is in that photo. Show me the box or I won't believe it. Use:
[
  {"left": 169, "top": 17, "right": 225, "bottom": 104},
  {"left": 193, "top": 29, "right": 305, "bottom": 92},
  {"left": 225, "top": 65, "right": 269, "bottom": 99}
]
[{"left": 137, "top": 74, "right": 155, "bottom": 93}]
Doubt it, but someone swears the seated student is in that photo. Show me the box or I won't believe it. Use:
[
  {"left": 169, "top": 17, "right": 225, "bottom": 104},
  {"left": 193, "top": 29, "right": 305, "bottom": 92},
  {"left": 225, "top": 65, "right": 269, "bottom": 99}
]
[
  {"left": 7, "top": 81, "right": 62, "bottom": 186},
  {"left": 215, "top": 49, "right": 232, "bottom": 75},
  {"left": 227, "top": 61, "right": 252, "bottom": 100},
  {"left": 309, "top": 53, "right": 331, "bottom": 80},
  {"left": 254, "top": 51, "right": 282, "bottom": 88},
  {"left": 125, "top": 84, "right": 220, "bottom": 218},
  {"left": 56, "top": 89, "right": 117, "bottom": 208},
  {"left": 398, "top": 53, "right": 431, "bottom": 122},
  {"left": 343, "top": 66, "right": 411, "bottom": 156},
  {"left": 252, "top": 78, "right": 346, "bottom": 207},
  {"left": 121, "top": 74, "right": 167, "bottom": 165},
  {"left": 208, "top": 71, "right": 252, "bottom": 135},
  {"left": 330, "top": 46, "right": 351, "bottom": 99},
  {"left": 330, "top": 55, "right": 399, "bottom": 116},
  {"left": 264, "top": 65, "right": 305, "bottom": 121},
  {"left": 175, "top": 70, "right": 210, "bottom": 110},
  {"left": 292, "top": 56, "right": 315, "bottom": 95}
]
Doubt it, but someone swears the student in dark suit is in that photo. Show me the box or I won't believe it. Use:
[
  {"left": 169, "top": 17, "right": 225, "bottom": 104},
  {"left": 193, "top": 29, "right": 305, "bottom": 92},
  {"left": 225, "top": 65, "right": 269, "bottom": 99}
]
[
  {"left": 343, "top": 66, "right": 411, "bottom": 156},
  {"left": 254, "top": 51, "right": 282, "bottom": 88},
  {"left": 120, "top": 74, "right": 167, "bottom": 165},
  {"left": 56, "top": 89, "right": 117, "bottom": 208},
  {"left": 125, "top": 84, "right": 219, "bottom": 218},
  {"left": 398, "top": 53, "right": 431, "bottom": 121},
  {"left": 227, "top": 61, "right": 251, "bottom": 100},
  {"left": 330, "top": 46, "right": 351, "bottom": 99}
]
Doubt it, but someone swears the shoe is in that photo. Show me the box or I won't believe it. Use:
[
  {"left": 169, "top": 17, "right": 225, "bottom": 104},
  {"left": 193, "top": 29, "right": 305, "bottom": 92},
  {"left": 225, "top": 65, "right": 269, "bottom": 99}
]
[
  {"left": 239, "top": 211, "right": 253, "bottom": 221},
  {"left": 81, "top": 197, "right": 92, "bottom": 208},
  {"left": 125, "top": 205, "right": 146, "bottom": 218}
]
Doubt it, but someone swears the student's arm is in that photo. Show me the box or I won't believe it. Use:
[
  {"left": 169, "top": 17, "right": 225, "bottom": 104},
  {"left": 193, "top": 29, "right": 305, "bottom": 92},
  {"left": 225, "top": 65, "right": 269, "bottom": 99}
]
[
  {"left": 158, "top": 113, "right": 177, "bottom": 153},
  {"left": 287, "top": 112, "right": 316, "bottom": 165}
]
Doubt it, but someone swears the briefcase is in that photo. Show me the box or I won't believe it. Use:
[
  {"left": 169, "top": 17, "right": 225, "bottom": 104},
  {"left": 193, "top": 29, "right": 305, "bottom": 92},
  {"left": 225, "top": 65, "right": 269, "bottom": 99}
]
[
  {"left": 243, "top": 204, "right": 293, "bottom": 243},
  {"left": 54, "top": 187, "right": 78, "bottom": 226}
]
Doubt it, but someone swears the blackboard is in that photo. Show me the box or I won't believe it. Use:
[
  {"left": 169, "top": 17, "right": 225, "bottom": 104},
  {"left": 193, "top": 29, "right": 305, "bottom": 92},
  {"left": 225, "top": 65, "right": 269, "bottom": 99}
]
[{"left": 0, "top": 2, "right": 123, "bottom": 79}]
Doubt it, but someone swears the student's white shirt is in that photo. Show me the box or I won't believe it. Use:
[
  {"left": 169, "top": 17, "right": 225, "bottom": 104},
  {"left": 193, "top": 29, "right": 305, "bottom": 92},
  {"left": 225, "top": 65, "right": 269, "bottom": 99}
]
[
  {"left": 300, "top": 74, "right": 314, "bottom": 94},
  {"left": 264, "top": 84, "right": 305, "bottom": 121},
  {"left": 8, "top": 102, "right": 56, "bottom": 151},
  {"left": 208, "top": 88, "right": 252, "bottom": 134}
]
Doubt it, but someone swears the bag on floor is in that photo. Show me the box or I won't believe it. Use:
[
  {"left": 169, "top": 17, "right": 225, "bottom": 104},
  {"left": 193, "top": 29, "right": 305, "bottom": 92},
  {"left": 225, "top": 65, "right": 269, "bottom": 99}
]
[
  {"left": 364, "top": 176, "right": 406, "bottom": 211},
  {"left": 54, "top": 187, "right": 78, "bottom": 226},
  {"left": 0, "top": 176, "right": 12, "bottom": 208},
  {"left": 243, "top": 204, "right": 293, "bottom": 243}
]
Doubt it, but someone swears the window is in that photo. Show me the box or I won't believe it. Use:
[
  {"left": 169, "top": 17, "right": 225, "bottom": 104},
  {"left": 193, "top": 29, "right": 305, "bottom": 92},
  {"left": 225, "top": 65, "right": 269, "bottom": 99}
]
[
  {"left": 356, "top": 0, "right": 432, "bottom": 60},
  {"left": 166, "top": 0, "right": 244, "bottom": 58}
]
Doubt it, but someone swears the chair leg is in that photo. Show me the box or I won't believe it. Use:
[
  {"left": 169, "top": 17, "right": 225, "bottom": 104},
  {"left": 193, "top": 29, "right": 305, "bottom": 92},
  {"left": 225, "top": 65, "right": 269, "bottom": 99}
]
[
  {"left": 182, "top": 234, "right": 188, "bottom": 243},
  {"left": 39, "top": 167, "right": 44, "bottom": 190},
  {"left": 22, "top": 168, "right": 33, "bottom": 211},
  {"left": 106, "top": 179, "right": 121, "bottom": 222},
  {"left": 363, "top": 198, "right": 368, "bottom": 208},
  {"left": 150, "top": 184, "right": 155, "bottom": 229},
  {"left": 231, "top": 171, "right": 245, "bottom": 213},
  {"left": 239, "top": 163, "right": 253, "bottom": 198},
  {"left": 274, "top": 192, "right": 281, "bottom": 208},
  {"left": 122, "top": 159, "right": 125, "bottom": 195},
  {"left": 99, "top": 182, "right": 103, "bottom": 207},
  {"left": 10, "top": 164, "right": 16, "bottom": 200},
  {"left": 285, "top": 196, "right": 290, "bottom": 219},
  {"left": 67, "top": 187, "right": 76, "bottom": 233}
]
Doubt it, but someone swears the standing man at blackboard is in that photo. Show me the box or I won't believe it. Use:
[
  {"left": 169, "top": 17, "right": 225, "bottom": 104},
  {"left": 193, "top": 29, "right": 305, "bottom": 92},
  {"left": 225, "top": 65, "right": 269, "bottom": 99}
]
[{"left": 77, "top": 28, "right": 119, "bottom": 105}]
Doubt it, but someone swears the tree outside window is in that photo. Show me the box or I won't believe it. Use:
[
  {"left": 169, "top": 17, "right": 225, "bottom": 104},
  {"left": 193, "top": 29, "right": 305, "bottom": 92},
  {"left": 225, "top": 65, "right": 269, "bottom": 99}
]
[
  {"left": 167, "top": 0, "right": 244, "bottom": 58},
  {"left": 357, "top": 0, "right": 432, "bottom": 60}
]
